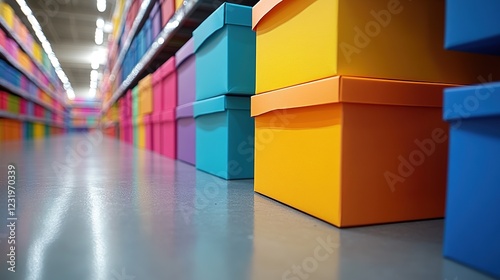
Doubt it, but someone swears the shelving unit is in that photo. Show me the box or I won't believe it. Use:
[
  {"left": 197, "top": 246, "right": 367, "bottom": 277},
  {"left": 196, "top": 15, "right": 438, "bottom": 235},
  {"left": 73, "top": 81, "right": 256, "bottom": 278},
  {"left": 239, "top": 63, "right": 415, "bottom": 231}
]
[
  {"left": 101, "top": 0, "right": 259, "bottom": 113},
  {"left": 0, "top": 17, "right": 64, "bottom": 104},
  {"left": 0, "top": 1, "right": 69, "bottom": 140}
]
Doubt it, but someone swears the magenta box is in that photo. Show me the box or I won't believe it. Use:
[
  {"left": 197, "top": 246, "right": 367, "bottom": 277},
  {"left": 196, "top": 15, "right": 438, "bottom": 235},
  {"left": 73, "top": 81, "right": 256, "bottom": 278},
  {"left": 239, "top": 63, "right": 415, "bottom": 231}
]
[
  {"left": 5, "top": 38, "right": 18, "bottom": 58},
  {"left": 145, "top": 115, "right": 153, "bottom": 151},
  {"left": 126, "top": 90, "right": 132, "bottom": 117},
  {"left": 153, "top": 66, "right": 164, "bottom": 115},
  {"left": 160, "top": 57, "right": 177, "bottom": 111},
  {"left": 125, "top": 120, "right": 133, "bottom": 144},
  {"left": 19, "top": 99, "right": 27, "bottom": 115},
  {"left": 160, "top": 109, "right": 176, "bottom": 159},
  {"left": 152, "top": 114, "right": 161, "bottom": 154},
  {"left": 176, "top": 102, "right": 195, "bottom": 165},
  {"left": 175, "top": 38, "right": 195, "bottom": 106},
  {"left": 0, "top": 91, "right": 6, "bottom": 110},
  {"left": 0, "top": 28, "right": 6, "bottom": 48},
  {"left": 20, "top": 75, "right": 29, "bottom": 91}
]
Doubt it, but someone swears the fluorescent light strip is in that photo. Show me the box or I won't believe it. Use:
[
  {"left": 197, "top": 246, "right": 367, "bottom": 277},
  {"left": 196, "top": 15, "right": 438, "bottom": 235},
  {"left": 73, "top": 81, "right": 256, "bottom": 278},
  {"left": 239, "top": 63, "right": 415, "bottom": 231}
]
[{"left": 15, "top": 0, "right": 76, "bottom": 100}]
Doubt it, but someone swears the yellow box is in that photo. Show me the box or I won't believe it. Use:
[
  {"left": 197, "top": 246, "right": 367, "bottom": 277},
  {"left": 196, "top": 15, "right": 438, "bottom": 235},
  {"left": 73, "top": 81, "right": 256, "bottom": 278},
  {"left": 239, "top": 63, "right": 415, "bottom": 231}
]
[
  {"left": 0, "top": 3, "right": 15, "bottom": 28},
  {"left": 138, "top": 74, "right": 153, "bottom": 115},
  {"left": 175, "top": 0, "right": 183, "bottom": 10},
  {"left": 252, "top": 0, "right": 500, "bottom": 93},
  {"left": 33, "top": 122, "right": 45, "bottom": 139},
  {"left": 137, "top": 116, "right": 146, "bottom": 149},
  {"left": 32, "top": 42, "right": 42, "bottom": 63},
  {"left": 251, "top": 76, "right": 453, "bottom": 227}
]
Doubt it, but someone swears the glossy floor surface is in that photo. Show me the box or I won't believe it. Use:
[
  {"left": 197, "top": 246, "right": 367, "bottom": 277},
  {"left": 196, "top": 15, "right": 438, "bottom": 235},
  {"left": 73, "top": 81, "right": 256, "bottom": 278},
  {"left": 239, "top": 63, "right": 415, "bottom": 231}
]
[{"left": 0, "top": 133, "right": 495, "bottom": 280}]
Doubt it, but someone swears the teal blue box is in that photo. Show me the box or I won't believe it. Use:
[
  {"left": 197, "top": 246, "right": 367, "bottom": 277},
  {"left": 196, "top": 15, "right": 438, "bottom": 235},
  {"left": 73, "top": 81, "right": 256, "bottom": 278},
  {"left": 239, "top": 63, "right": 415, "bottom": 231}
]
[
  {"left": 193, "top": 3, "right": 256, "bottom": 101},
  {"left": 194, "top": 95, "right": 254, "bottom": 179}
]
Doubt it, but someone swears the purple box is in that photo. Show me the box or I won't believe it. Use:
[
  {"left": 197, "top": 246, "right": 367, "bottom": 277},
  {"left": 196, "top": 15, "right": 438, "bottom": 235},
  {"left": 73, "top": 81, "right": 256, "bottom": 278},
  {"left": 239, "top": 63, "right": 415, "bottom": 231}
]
[
  {"left": 176, "top": 102, "right": 195, "bottom": 165},
  {"left": 175, "top": 38, "right": 195, "bottom": 106},
  {"left": 151, "top": 1, "right": 162, "bottom": 40}
]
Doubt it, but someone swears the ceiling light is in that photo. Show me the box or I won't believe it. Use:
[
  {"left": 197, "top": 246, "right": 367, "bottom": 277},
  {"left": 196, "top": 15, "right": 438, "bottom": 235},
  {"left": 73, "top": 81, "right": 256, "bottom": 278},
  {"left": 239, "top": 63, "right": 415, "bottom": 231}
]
[
  {"left": 91, "top": 61, "right": 100, "bottom": 70},
  {"left": 15, "top": 0, "right": 74, "bottom": 100},
  {"left": 96, "top": 18, "right": 104, "bottom": 28},
  {"left": 95, "top": 28, "right": 103, "bottom": 45},
  {"left": 97, "top": 0, "right": 106, "bottom": 12},
  {"left": 90, "top": 70, "right": 99, "bottom": 81}
]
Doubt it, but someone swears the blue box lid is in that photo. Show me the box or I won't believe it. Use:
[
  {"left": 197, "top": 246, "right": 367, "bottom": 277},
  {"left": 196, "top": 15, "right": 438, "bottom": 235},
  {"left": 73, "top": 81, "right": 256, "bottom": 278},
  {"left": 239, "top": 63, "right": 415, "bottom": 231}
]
[
  {"left": 194, "top": 95, "right": 250, "bottom": 118},
  {"left": 193, "top": 3, "right": 253, "bottom": 52},
  {"left": 444, "top": 82, "right": 500, "bottom": 121}
]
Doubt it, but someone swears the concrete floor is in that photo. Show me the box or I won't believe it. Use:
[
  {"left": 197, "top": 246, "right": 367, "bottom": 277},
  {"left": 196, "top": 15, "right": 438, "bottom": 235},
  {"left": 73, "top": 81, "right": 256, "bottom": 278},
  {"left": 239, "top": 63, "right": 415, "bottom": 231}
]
[{"left": 0, "top": 133, "right": 495, "bottom": 280}]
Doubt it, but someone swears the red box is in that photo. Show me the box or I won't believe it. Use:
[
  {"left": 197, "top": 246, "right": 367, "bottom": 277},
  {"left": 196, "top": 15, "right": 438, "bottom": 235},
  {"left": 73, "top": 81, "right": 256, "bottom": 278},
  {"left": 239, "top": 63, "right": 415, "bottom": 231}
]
[
  {"left": 0, "top": 91, "right": 6, "bottom": 110},
  {"left": 160, "top": 0, "right": 175, "bottom": 28}
]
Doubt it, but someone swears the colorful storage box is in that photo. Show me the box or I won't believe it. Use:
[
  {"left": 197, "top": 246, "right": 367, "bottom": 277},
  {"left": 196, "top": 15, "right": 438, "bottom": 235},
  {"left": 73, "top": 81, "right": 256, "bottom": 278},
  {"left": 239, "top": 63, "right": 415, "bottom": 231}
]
[
  {"left": 193, "top": 3, "right": 256, "bottom": 101},
  {"left": 6, "top": 94, "right": 20, "bottom": 113},
  {"left": 1, "top": 118, "right": 22, "bottom": 141},
  {"left": 32, "top": 42, "right": 42, "bottom": 63},
  {"left": 175, "top": 0, "right": 183, "bottom": 10},
  {"left": 132, "top": 86, "right": 140, "bottom": 117},
  {"left": 0, "top": 91, "right": 6, "bottom": 110},
  {"left": 139, "top": 74, "right": 153, "bottom": 115},
  {"left": 159, "top": 57, "right": 177, "bottom": 111},
  {"left": 33, "top": 123, "right": 45, "bottom": 139},
  {"left": 251, "top": 76, "right": 453, "bottom": 227},
  {"left": 160, "top": 109, "right": 176, "bottom": 159},
  {"left": 252, "top": 0, "right": 500, "bottom": 94},
  {"left": 161, "top": 0, "right": 175, "bottom": 28},
  {"left": 176, "top": 102, "right": 195, "bottom": 165},
  {"left": 151, "top": 1, "right": 162, "bottom": 39},
  {"left": 443, "top": 83, "right": 500, "bottom": 279},
  {"left": 445, "top": 0, "right": 500, "bottom": 55},
  {"left": 152, "top": 114, "right": 161, "bottom": 154},
  {"left": 144, "top": 114, "right": 153, "bottom": 151},
  {"left": 176, "top": 38, "right": 196, "bottom": 106},
  {"left": 0, "top": 3, "right": 15, "bottom": 28},
  {"left": 23, "top": 121, "right": 33, "bottom": 140},
  {"left": 194, "top": 95, "right": 254, "bottom": 179}
]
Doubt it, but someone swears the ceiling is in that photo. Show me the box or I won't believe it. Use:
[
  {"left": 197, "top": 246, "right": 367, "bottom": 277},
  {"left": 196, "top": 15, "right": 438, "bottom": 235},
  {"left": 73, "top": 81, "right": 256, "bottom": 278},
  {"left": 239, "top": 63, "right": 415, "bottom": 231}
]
[{"left": 7, "top": 0, "right": 115, "bottom": 99}]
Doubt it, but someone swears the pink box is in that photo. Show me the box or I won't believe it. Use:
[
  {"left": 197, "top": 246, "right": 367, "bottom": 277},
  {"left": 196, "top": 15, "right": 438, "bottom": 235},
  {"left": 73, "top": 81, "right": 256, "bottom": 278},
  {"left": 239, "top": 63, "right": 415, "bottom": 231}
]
[
  {"left": 160, "top": 109, "right": 176, "bottom": 159},
  {"left": 20, "top": 76, "right": 29, "bottom": 91},
  {"left": 144, "top": 115, "right": 153, "bottom": 151},
  {"left": 5, "top": 38, "right": 18, "bottom": 58},
  {"left": 124, "top": 120, "right": 132, "bottom": 144},
  {"left": 19, "top": 99, "right": 27, "bottom": 115},
  {"left": 175, "top": 38, "right": 196, "bottom": 106},
  {"left": 160, "top": 0, "right": 174, "bottom": 28},
  {"left": 160, "top": 57, "right": 177, "bottom": 111},
  {"left": 152, "top": 113, "right": 161, "bottom": 154},
  {"left": 126, "top": 90, "right": 132, "bottom": 117},
  {"left": 0, "top": 29, "right": 6, "bottom": 47}
]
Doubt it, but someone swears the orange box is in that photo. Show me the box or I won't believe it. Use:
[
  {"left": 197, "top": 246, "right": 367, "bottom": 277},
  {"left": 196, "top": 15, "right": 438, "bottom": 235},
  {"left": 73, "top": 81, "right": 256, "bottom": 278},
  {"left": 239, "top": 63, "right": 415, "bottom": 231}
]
[
  {"left": 1, "top": 118, "right": 22, "bottom": 141},
  {"left": 138, "top": 74, "right": 153, "bottom": 115},
  {"left": 251, "top": 76, "right": 454, "bottom": 227}
]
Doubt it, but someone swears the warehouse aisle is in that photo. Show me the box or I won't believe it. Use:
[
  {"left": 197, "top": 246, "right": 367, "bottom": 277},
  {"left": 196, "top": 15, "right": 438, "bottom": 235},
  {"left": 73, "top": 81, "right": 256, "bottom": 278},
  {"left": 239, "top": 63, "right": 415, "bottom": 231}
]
[{"left": 0, "top": 133, "right": 493, "bottom": 280}]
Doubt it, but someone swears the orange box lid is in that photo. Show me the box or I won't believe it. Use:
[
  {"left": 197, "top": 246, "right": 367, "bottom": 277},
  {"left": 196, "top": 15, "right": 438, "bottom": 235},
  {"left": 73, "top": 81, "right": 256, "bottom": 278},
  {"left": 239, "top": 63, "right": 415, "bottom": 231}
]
[
  {"left": 252, "top": 0, "right": 284, "bottom": 29},
  {"left": 251, "top": 76, "right": 457, "bottom": 117}
]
